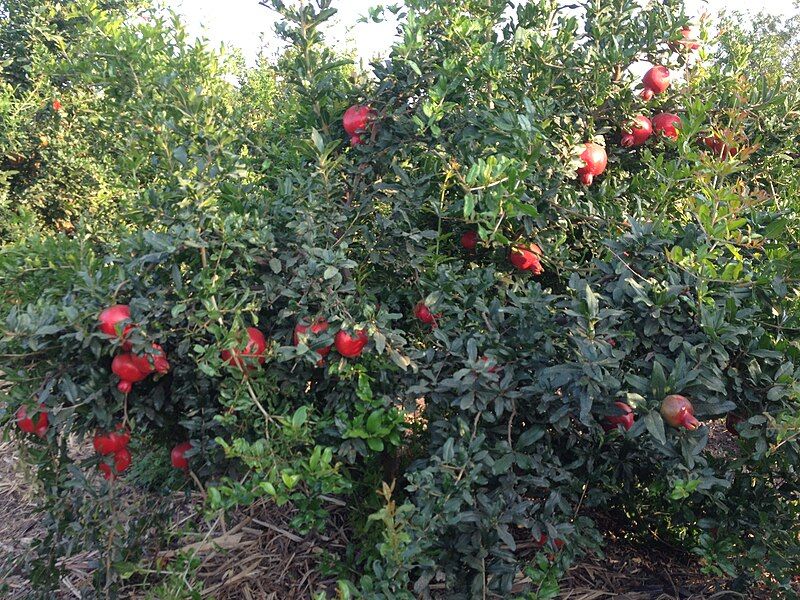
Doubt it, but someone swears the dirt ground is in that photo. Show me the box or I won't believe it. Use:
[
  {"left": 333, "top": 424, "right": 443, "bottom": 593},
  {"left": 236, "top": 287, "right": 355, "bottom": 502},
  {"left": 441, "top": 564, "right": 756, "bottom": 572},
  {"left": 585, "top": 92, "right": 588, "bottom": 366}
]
[{"left": 0, "top": 428, "right": 790, "bottom": 600}]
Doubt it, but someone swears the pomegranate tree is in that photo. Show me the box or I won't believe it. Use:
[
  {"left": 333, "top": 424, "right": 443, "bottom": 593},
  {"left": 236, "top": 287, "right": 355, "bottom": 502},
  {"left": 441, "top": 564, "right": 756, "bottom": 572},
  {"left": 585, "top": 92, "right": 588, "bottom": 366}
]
[
  {"left": 660, "top": 394, "right": 701, "bottom": 430},
  {"left": 576, "top": 142, "right": 607, "bottom": 185}
]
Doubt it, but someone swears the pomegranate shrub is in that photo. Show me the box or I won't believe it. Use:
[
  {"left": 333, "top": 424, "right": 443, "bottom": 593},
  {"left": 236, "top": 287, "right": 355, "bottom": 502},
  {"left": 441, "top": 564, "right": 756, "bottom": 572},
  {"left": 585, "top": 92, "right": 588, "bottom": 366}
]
[{"left": 1, "top": 0, "right": 799, "bottom": 597}]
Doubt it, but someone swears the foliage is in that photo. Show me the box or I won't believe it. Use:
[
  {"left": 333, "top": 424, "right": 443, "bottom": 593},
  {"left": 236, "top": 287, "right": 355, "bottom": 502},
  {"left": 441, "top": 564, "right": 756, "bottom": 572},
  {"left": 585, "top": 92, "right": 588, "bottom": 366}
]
[{"left": 1, "top": 0, "right": 798, "bottom": 598}]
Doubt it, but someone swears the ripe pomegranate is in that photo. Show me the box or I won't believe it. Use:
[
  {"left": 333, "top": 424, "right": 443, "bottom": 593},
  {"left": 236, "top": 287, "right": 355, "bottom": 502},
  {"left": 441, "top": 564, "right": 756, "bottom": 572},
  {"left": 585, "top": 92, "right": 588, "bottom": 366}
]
[
  {"left": 509, "top": 243, "right": 544, "bottom": 275},
  {"left": 603, "top": 402, "right": 634, "bottom": 431},
  {"left": 725, "top": 413, "right": 743, "bottom": 437},
  {"left": 99, "top": 304, "right": 134, "bottom": 349},
  {"left": 414, "top": 302, "right": 438, "bottom": 327},
  {"left": 221, "top": 327, "right": 267, "bottom": 370},
  {"left": 652, "top": 113, "right": 682, "bottom": 141},
  {"left": 461, "top": 229, "right": 479, "bottom": 251},
  {"left": 641, "top": 66, "right": 670, "bottom": 100},
  {"left": 52, "top": 99, "right": 62, "bottom": 111},
  {"left": 100, "top": 448, "right": 132, "bottom": 480},
  {"left": 343, "top": 105, "right": 374, "bottom": 146},
  {"left": 171, "top": 442, "right": 193, "bottom": 470},
  {"left": 293, "top": 318, "right": 332, "bottom": 358},
  {"left": 16, "top": 404, "right": 48, "bottom": 438},
  {"left": 94, "top": 425, "right": 131, "bottom": 455},
  {"left": 131, "top": 343, "right": 170, "bottom": 375},
  {"left": 334, "top": 329, "right": 369, "bottom": 358},
  {"left": 660, "top": 394, "right": 701, "bottom": 430},
  {"left": 620, "top": 115, "right": 653, "bottom": 148},
  {"left": 112, "top": 353, "right": 150, "bottom": 393},
  {"left": 577, "top": 143, "right": 607, "bottom": 185},
  {"left": 532, "top": 533, "right": 565, "bottom": 550},
  {"left": 702, "top": 135, "right": 737, "bottom": 159}
]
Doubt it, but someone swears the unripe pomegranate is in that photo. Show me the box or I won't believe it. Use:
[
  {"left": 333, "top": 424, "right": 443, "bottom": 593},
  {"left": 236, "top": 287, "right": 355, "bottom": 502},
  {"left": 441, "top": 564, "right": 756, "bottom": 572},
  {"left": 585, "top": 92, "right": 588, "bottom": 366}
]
[
  {"left": 671, "top": 27, "right": 700, "bottom": 52},
  {"left": 293, "top": 318, "right": 332, "bottom": 357},
  {"left": 171, "top": 442, "right": 193, "bottom": 470},
  {"left": 221, "top": 327, "right": 267, "bottom": 370},
  {"left": 652, "top": 113, "right": 682, "bottom": 141},
  {"left": 461, "top": 230, "right": 479, "bottom": 251},
  {"left": 16, "top": 404, "right": 48, "bottom": 438},
  {"left": 343, "top": 105, "right": 374, "bottom": 146},
  {"left": 620, "top": 115, "right": 653, "bottom": 148},
  {"left": 603, "top": 402, "right": 634, "bottom": 431},
  {"left": 99, "top": 304, "right": 134, "bottom": 349},
  {"left": 725, "top": 413, "right": 743, "bottom": 437},
  {"left": 112, "top": 353, "right": 149, "bottom": 393},
  {"left": 414, "top": 302, "right": 438, "bottom": 327},
  {"left": 641, "top": 66, "right": 670, "bottom": 100},
  {"left": 577, "top": 143, "right": 607, "bottom": 185},
  {"left": 131, "top": 343, "right": 170, "bottom": 375},
  {"left": 702, "top": 135, "right": 737, "bottom": 159},
  {"left": 334, "top": 329, "right": 369, "bottom": 358},
  {"left": 660, "top": 394, "right": 701, "bottom": 430},
  {"left": 509, "top": 243, "right": 544, "bottom": 275}
]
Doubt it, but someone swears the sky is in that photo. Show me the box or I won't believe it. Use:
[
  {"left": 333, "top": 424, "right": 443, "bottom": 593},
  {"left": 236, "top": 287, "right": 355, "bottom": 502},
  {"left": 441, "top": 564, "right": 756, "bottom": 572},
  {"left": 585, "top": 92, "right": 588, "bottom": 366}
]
[{"left": 172, "top": 0, "right": 799, "bottom": 67}]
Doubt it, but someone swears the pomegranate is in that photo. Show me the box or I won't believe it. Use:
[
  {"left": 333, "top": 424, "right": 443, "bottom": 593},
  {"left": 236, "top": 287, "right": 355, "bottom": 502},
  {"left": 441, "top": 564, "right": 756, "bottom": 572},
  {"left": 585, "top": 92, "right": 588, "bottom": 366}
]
[
  {"left": 293, "top": 318, "right": 332, "bottom": 358},
  {"left": 660, "top": 394, "right": 701, "bottom": 430},
  {"left": 702, "top": 135, "right": 737, "bottom": 159},
  {"left": 480, "top": 356, "right": 499, "bottom": 373},
  {"left": 221, "top": 327, "right": 267, "bottom": 370},
  {"left": 100, "top": 448, "right": 132, "bottom": 480},
  {"left": 671, "top": 27, "right": 700, "bottom": 52},
  {"left": 16, "top": 404, "right": 48, "bottom": 438},
  {"left": 620, "top": 115, "right": 653, "bottom": 148},
  {"left": 509, "top": 243, "right": 544, "bottom": 275},
  {"left": 641, "top": 66, "right": 670, "bottom": 100},
  {"left": 171, "top": 442, "right": 193, "bottom": 470},
  {"left": 343, "top": 105, "right": 374, "bottom": 146},
  {"left": 131, "top": 343, "right": 170, "bottom": 375},
  {"left": 725, "top": 413, "right": 743, "bottom": 437},
  {"left": 112, "top": 353, "right": 149, "bottom": 393},
  {"left": 461, "top": 230, "right": 479, "bottom": 251},
  {"left": 532, "top": 533, "right": 565, "bottom": 550},
  {"left": 52, "top": 99, "right": 62, "bottom": 111},
  {"left": 576, "top": 143, "right": 607, "bottom": 185},
  {"left": 94, "top": 425, "right": 131, "bottom": 455},
  {"left": 603, "top": 402, "right": 634, "bottom": 431},
  {"left": 652, "top": 113, "right": 682, "bottom": 141},
  {"left": 334, "top": 329, "right": 369, "bottom": 358},
  {"left": 99, "top": 304, "right": 134, "bottom": 349},
  {"left": 414, "top": 302, "right": 438, "bottom": 327}
]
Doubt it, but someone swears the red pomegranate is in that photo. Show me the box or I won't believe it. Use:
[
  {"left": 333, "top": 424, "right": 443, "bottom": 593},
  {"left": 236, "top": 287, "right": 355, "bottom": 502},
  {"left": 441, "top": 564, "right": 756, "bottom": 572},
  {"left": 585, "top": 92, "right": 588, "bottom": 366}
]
[
  {"left": 652, "top": 113, "right": 682, "bottom": 141},
  {"left": 480, "top": 356, "right": 499, "bottom": 373},
  {"left": 112, "top": 353, "right": 149, "bottom": 393},
  {"left": 603, "top": 402, "right": 634, "bottom": 431},
  {"left": 343, "top": 105, "right": 374, "bottom": 146},
  {"left": 532, "top": 533, "right": 565, "bottom": 550},
  {"left": 52, "top": 99, "right": 62, "bottom": 111},
  {"left": 641, "top": 66, "right": 670, "bottom": 100},
  {"left": 221, "top": 327, "right": 267, "bottom": 370},
  {"left": 414, "top": 302, "right": 438, "bottom": 327},
  {"left": 577, "top": 143, "right": 607, "bottom": 185},
  {"left": 131, "top": 343, "right": 170, "bottom": 375},
  {"left": 334, "top": 329, "right": 369, "bottom": 358},
  {"left": 293, "top": 318, "right": 332, "bottom": 358},
  {"left": 509, "top": 243, "right": 544, "bottom": 275},
  {"left": 171, "top": 442, "right": 193, "bottom": 470},
  {"left": 100, "top": 448, "right": 132, "bottom": 480},
  {"left": 94, "top": 424, "right": 131, "bottom": 455},
  {"left": 660, "top": 394, "right": 701, "bottom": 430},
  {"left": 725, "top": 413, "right": 743, "bottom": 437},
  {"left": 461, "top": 230, "right": 479, "bottom": 251},
  {"left": 620, "top": 115, "right": 653, "bottom": 148},
  {"left": 702, "top": 135, "right": 737, "bottom": 159},
  {"left": 99, "top": 304, "right": 134, "bottom": 349},
  {"left": 16, "top": 404, "right": 48, "bottom": 438}
]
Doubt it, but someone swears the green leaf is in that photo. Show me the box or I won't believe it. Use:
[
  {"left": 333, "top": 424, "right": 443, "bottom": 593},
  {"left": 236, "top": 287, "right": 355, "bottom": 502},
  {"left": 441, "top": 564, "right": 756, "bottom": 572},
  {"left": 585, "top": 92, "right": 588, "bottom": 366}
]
[
  {"left": 291, "top": 405, "right": 308, "bottom": 428},
  {"left": 644, "top": 411, "right": 667, "bottom": 445}
]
